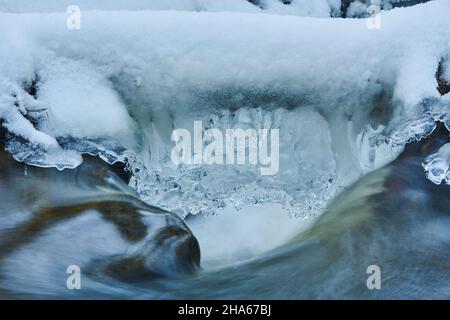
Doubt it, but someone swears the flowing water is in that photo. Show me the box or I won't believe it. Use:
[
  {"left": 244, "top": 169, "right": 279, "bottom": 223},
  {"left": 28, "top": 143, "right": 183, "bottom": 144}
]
[{"left": 0, "top": 124, "right": 449, "bottom": 299}]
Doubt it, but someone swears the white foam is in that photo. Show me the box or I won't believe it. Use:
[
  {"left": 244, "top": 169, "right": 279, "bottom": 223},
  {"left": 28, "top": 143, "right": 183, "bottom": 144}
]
[{"left": 187, "top": 203, "right": 315, "bottom": 268}]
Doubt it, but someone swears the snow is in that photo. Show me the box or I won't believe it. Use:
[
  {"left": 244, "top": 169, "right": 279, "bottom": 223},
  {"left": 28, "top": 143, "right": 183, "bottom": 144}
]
[
  {"left": 253, "top": 0, "right": 335, "bottom": 17},
  {"left": 0, "top": 0, "right": 331, "bottom": 15},
  {"left": 36, "top": 55, "right": 135, "bottom": 142},
  {"left": 0, "top": 0, "right": 259, "bottom": 13},
  {"left": 0, "top": 0, "right": 449, "bottom": 214},
  {"left": 346, "top": 1, "right": 370, "bottom": 18},
  {"left": 0, "top": 1, "right": 430, "bottom": 17}
]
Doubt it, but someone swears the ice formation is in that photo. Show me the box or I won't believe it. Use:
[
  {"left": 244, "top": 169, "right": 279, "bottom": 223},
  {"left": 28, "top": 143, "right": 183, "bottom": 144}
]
[
  {"left": 0, "top": 0, "right": 449, "bottom": 216},
  {"left": 423, "top": 142, "right": 450, "bottom": 185}
]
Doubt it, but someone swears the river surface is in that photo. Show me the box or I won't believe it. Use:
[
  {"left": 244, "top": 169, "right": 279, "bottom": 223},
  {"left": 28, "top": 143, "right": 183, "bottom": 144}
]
[{"left": 0, "top": 127, "right": 450, "bottom": 299}]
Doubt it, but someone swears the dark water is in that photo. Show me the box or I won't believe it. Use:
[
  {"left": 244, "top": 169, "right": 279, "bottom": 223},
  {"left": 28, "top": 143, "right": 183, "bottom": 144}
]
[{"left": 0, "top": 126, "right": 449, "bottom": 299}]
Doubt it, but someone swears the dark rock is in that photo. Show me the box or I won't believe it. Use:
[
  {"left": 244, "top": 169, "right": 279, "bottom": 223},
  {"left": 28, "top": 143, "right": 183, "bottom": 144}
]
[
  {"left": 0, "top": 147, "right": 201, "bottom": 283},
  {"left": 437, "top": 59, "right": 450, "bottom": 96}
]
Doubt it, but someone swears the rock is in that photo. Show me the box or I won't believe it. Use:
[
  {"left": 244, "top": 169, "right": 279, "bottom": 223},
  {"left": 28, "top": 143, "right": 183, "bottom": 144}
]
[
  {"left": 0, "top": 148, "right": 200, "bottom": 295},
  {"left": 437, "top": 59, "right": 450, "bottom": 96}
]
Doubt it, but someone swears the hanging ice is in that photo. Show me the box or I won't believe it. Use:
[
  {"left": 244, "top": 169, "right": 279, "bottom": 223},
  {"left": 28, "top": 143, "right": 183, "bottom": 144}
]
[{"left": 0, "top": 0, "right": 449, "bottom": 216}]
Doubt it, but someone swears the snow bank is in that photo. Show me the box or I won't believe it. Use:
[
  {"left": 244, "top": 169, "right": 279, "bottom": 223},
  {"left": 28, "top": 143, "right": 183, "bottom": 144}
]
[
  {"left": 0, "top": 0, "right": 430, "bottom": 17},
  {"left": 0, "top": 0, "right": 449, "bottom": 215},
  {"left": 0, "top": 0, "right": 329, "bottom": 16}
]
